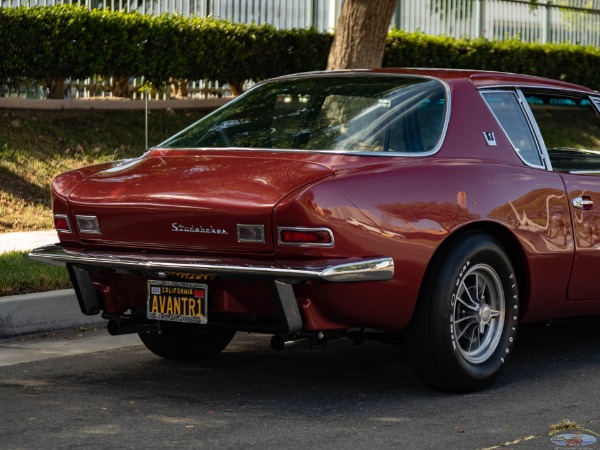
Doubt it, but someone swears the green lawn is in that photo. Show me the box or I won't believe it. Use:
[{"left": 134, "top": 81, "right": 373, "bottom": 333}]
[
  {"left": 0, "top": 251, "right": 71, "bottom": 296},
  {"left": 0, "top": 107, "right": 208, "bottom": 295},
  {"left": 0, "top": 108, "right": 202, "bottom": 232}
]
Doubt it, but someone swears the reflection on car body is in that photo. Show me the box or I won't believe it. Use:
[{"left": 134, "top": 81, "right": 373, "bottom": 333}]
[{"left": 30, "top": 69, "right": 600, "bottom": 392}]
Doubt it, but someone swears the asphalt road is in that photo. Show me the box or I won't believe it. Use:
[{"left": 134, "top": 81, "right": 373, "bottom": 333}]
[{"left": 2, "top": 319, "right": 600, "bottom": 450}]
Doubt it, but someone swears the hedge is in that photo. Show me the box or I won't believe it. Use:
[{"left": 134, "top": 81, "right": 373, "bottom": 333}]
[
  {"left": 384, "top": 30, "right": 600, "bottom": 90},
  {"left": 0, "top": 5, "right": 331, "bottom": 96},
  {"left": 1, "top": 5, "right": 600, "bottom": 95}
]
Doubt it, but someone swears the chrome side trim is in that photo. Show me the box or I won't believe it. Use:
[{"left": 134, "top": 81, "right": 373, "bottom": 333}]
[
  {"left": 570, "top": 170, "right": 600, "bottom": 175},
  {"left": 319, "top": 258, "right": 396, "bottom": 282},
  {"left": 29, "top": 244, "right": 394, "bottom": 283}
]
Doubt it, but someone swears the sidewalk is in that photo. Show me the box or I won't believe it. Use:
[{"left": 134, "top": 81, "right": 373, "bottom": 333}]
[
  {"left": 0, "top": 230, "right": 105, "bottom": 338},
  {"left": 0, "top": 230, "right": 59, "bottom": 254},
  {"left": 0, "top": 327, "right": 139, "bottom": 366}
]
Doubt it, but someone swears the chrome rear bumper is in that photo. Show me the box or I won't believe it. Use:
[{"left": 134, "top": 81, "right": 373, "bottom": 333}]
[
  {"left": 29, "top": 244, "right": 394, "bottom": 283},
  {"left": 30, "top": 244, "right": 395, "bottom": 332}
]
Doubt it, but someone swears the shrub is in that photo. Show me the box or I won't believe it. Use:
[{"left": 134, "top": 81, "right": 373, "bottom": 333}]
[
  {"left": 384, "top": 30, "right": 600, "bottom": 90},
  {"left": 1, "top": 6, "right": 599, "bottom": 95}
]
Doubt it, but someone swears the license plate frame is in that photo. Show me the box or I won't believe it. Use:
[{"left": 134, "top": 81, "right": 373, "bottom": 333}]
[{"left": 147, "top": 279, "right": 208, "bottom": 324}]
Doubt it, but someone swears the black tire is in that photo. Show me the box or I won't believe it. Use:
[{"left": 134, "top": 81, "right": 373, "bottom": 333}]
[
  {"left": 405, "top": 232, "right": 519, "bottom": 392},
  {"left": 139, "top": 323, "right": 236, "bottom": 361}
]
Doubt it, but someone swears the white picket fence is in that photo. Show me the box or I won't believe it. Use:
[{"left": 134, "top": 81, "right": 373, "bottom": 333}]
[
  {"left": 3, "top": 0, "right": 600, "bottom": 99},
  {"left": 3, "top": 0, "right": 600, "bottom": 45}
]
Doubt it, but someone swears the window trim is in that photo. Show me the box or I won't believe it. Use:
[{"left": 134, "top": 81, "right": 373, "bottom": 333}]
[
  {"left": 158, "top": 73, "right": 452, "bottom": 158},
  {"left": 521, "top": 89, "right": 600, "bottom": 174},
  {"left": 589, "top": 96, "right": 600, "bottom": 115},
  {"left": 480, "top": 89, "right": 550, "bottom": 170},
  {"left": 516, "top": 89, "right": 553, "bottom": 171}
]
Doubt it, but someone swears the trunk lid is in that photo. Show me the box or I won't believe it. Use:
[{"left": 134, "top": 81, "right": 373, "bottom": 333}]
[{"left": 65, "top": 151, "right": 333, "bottom": 252}]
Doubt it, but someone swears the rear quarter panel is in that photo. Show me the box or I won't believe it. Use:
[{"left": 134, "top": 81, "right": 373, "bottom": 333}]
[{"left": 274, "top": 159, "right": 575, "bottom": 330}]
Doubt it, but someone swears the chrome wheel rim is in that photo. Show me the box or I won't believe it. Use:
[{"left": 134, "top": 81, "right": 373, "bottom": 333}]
[{"left": 452, "top": 264, "right": 505, "bottom": 364}]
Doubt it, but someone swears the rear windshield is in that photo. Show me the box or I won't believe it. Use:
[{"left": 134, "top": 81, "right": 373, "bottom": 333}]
[{"left": 160, "top": 75, "right": 447, "bottom": 154}]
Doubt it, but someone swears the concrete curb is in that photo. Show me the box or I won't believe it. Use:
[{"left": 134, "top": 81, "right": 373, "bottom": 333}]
[{"left": 0, "top": 289, "right": 105, "bottom": 338}]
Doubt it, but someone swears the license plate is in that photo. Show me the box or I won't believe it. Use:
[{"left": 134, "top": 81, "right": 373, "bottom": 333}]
[{"left": 147, "top": 280, "right": 207, "bottom": 324}]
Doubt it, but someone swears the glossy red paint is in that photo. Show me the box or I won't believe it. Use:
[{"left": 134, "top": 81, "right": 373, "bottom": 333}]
[
  {"left": 469, "top": 71, "right": 598, "bottom": 93},
  {"left": 48, "top": 70, "right": 600, "bottom": 320},
  {"left": 63, "top": 153, "right": 335, "bottom": 252},
  {"left": 561, "top": 173, "right": 600, "bottom": 300},
  {"left": 273, "top": 157, "right": 583, "bottom": 327},
  {"left": 49, "top": 73, "right": 597, "bottom": 303},
  {"left": 31, "top": 69, "right": 600, "bottom": 391}
]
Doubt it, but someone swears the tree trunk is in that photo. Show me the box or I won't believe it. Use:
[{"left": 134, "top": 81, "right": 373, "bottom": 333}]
[
  {"left": 169, "top": 78, "right": 189, "bottom": 98},
  {"left": 327, "top": 0, "right": 398, "bottom": 70},
  {"left": 110, "top": 77, "right": 131, "bottom": 98},
  {"left": 228, "top": 81, "right": 245, "bottom": 97},
  {"left": 47, "top": 78, "right": 66, "bottom": 100}
]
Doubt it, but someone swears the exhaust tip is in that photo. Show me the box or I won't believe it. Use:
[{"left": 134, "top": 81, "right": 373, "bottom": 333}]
[
  {"left": 107, "top": 318, "right": 156, "bottom": 336},
  {"left": 106, "top": 319, "right": 121, "bottom": 336},
  {"left": 270, "top": 332, "right": 326, "bottom": 351},
  {"left": 270, "top": 335, "right": 286, "bottom": 352}
]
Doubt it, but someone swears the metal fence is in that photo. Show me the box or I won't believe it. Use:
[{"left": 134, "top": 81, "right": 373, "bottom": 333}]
[
  {"left": 406, "top": 0, "right": 600, "bottom": 47},
  {"left": 3, "top": 0, "right": 600, "bottom": 99},
  {"left": 3, "top": 0, "right": 600, "bottom": 46}
]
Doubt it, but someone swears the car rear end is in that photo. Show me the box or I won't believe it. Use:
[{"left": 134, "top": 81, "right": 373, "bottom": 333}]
[{"left": 30, "top": 71, "right": 449, "bottom": 349}]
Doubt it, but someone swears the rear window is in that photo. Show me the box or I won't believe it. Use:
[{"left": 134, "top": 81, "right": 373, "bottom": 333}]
[{"left": 161, "top": 75, "right": 448, "bottom": 154}]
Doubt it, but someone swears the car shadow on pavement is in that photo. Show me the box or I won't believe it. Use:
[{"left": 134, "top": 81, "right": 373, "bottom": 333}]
[
  {"left": 504, "top": 317, "right": 600, "bottom": 384},
  {"left": 3, "top": 319, "right": 600, "bottom": 449},
  {"left": 56, "top": 316, "right": 600, "bottom": 400}
]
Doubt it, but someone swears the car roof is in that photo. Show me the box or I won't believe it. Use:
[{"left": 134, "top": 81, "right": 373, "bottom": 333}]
[{"left": 279, "top": 68, "right": 598, "bottom": 95}]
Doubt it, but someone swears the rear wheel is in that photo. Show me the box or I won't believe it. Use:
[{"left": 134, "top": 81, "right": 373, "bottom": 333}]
[
  {"left": 139, "top": 323, "right": 236, "bottom": 360},
  {"left": 406, "top": 233, "right": 519, "bottom": 392}
]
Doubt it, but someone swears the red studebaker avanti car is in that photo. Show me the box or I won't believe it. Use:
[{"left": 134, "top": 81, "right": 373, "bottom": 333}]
[{"left": 30, "top": 69, "right": 600, "bottom": 392}]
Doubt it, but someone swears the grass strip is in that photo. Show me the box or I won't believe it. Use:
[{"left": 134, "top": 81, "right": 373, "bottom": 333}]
[
  {"left": 0, "top": 107, "right": 210, "bottom": 295},
  {"left": 0, "top": 251, "right": 71, "bottom": 296},
  {"left": 0, "top": 108, "right": 202, "bottom": 231}
]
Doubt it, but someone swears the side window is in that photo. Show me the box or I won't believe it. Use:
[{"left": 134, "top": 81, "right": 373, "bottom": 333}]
[
  {"left": 523, "top": 91, "right": 600, "bottom": 173},
  {"left": 481, "top": 91, "right": 543, "bottom": 167}
]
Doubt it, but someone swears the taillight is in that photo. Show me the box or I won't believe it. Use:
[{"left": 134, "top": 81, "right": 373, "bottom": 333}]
[
  {"left": 53, "top": 214, "right": 72, "bottom": 233},
  {"left": 76, "top": 215, "right": 102, "bottom": 234},
  {"left": 278, "top": 227, "right": 334, "bottom": 247},
  {"left": 237, "top": 224, "right": 265, "bottom": 243}
]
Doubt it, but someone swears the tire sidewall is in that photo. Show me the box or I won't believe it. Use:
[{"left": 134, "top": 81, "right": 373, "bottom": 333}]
[
  {"left": 431, "top": 234, "right": 519, "bottom": 389},
  {"left": 139, "top": 325, "right": 236, "bottom": 360}
]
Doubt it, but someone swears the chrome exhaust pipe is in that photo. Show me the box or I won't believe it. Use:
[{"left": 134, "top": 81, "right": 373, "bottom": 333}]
[
  {"left": 107, "top": 319, "right": 157, "bottom": 336},
  {"left": 270, "top": 332, "right": 325, "bottom": 352}
]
